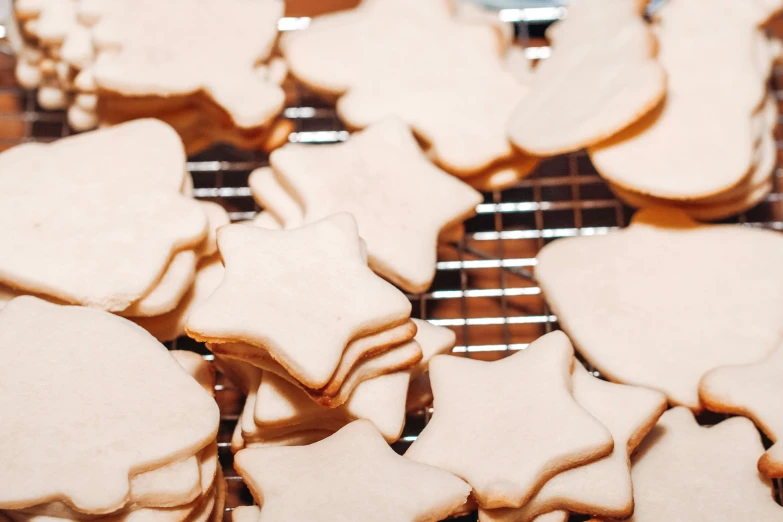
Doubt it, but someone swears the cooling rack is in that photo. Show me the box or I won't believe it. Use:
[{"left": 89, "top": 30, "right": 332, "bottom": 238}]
[{"left": 1, "top": 5, "right": 782, "bottom": 521}]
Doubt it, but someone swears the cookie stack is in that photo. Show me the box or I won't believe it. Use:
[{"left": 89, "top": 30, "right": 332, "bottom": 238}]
[
  {"left": 183, "top": 213, "right": 431, "bottom": 434},
  {"left": 0, "top": 297, "right": 223, "bottom": 522},
  {"left": 222, "top": 318, "right": 456, "bottom": 449},
  {"left": 9, "top": 0, "right": 290, "bottom": 154},
  {"left": 0, "top": 119, "right": 219, "bottom": 334},
  {"left": 250, "top": 118, "right": 483, "bottom": 294},
  {"left": 588, "top": 0, "right": 781, "bottom": 220}
]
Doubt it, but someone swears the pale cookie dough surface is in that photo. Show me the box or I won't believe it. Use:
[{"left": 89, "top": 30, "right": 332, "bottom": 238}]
[
  {"left": 122, "top": 200, "right": 228, "bottom": 318},
  {"left": 251, "top": 211, "right": 282, "bottom": 230},
  {"left": 170, "top": 350, "right": 216, "bottom": 398},
  {"left": 254, "top": 370, "right": 409, "bottom": 443},
  {"left": 120, "top": 250, "right": 197, "bottom": 318},
  {"left": 589, "top": 0, "right": 767, "bottom": 199},
  {"left": 16, "top": 453, "right": 201, "bottom": 516},
  {"left": 406, "top": 331, "right": 614, "bottom": 509},
  {"left": 507, "top": 0, "right": 665, "bottom": 156},
  {"left": 536, "top": 208, "right": 783, "bottom": 410},
  {"left": 700, "top": 342, "right": 783, "bottom": 478},
  {"left": 210, "top": 319, "right": 416, "bottom": 399},
  {"left": 193, "top": 202, "right": 230, "bottom": 259},
  {"left": 605, "top": 408, "right": 783, "bottom": 521},
  {"left": 87, "top": 0, "right": 285, "bottom": 129},
  {"left": 314, "top": 336, "right": 422, "bottom": 407},
  {"left": 251, "top": 167, "right": 463, "bottom": 246},
  {"left": 186, "top": 214, "right": 411, "bottom": 390},
  {"left": 281, "top": 0, "right": 526, "bottom": 175},
  {"left": 480, "top": 364, "right": 666, "bottom": 522},
  {"left": 248, "top": 168, "right": 304, "bottom": 230},
  {"left": 134, "top": 255, "right": 225, "bottom": 343},
  {"left": 213, "top": 328, "right": 422, "bottom": 408},
  {"left": 607, "top": 93, "right": 777, "bottom": 221},
  {"left": 408, "top": 319, "right": 456, "bottom": 378},
  {"left": 234, "top": 420, "right": 471, "bottom": 522},
  {"left": 0, "top": 120, "right": 205, "bottom": 311},
  {"left": 269, "top": 118, "right": 482, "bottom": 293},
  {"left": 0, "top": 297, "right": 219, "bottom": 514},
  {"left": 253, "top": 320, "right": 453, "bottom": 442}
]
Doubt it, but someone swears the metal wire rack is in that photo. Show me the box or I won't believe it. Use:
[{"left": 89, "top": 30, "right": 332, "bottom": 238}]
[{"left": 2, "top": 5, "right": 783, "bottom": 521}]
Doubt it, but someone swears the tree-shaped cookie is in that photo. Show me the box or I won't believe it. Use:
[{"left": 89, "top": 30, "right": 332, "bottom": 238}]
[
  {"left": 0, "top": 120, "right": 206, "bottom": 311},
  {"left": 281, "top": 1, "right": 526, "bottom": 175},
  {"left": 186, "top": 214, "right": 412, "bottom": 390},
  {"left": 700, "top": 342, "right": 783, "bottom": 478},
  {"left": 480, "top": 364, "right": 666, "bottom": 522},
  {"left": 266, "top": 118, "right": 483, "bottom": 293},
  {"left": 536, "top": 208, "right": 783, "bottom": 410},
  {"left": 234, "top": 420, "right": 471, "bottom": 521},
  {"left": 0, "top": 297, "right": 219, "bottom": 514},
  {"left": 405, "top": 331, "right": 614, "bottom": 509},
  {"left": 86, "top": 0, "right": 285, "bottom": 129}
]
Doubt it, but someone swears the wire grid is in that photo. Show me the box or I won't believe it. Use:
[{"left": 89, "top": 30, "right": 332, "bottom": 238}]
[{"left": 2, "top": 8, "right": 783, "bottom": 522}]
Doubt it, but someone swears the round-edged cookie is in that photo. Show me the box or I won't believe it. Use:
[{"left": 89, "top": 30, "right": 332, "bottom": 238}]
[
  {"left": 0, "top": 297, "right": 220, "bottom": 514},
  {"left": 535, "top": 208, "right": 783, "bottom": 410}
]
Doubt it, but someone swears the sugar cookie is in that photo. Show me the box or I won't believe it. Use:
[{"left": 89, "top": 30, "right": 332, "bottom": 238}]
[
  {"left": 281, "top": 1, "right": 526, "bottom": 175},
  {"left": 588, "top": 0, "right": 768, "bottom": 199},
  {"left": 479, "top": 364, "right": 666, "bottom": 522},
  {"left": 700, "top": 341, "right": 783, "bottom": 478},
  {"left": 597, "top": 408, "right": 783, "bottom": 521},
  {"left": 507, "top": 0, "right": 665, "bottom": 156},
  {"left": 186, "top": 214, "right": 411, "bottom": 390},
  {"left": 268, "top": 118, "right": 482, "bottom": 292},
  {"left": 87, "top": 0, "right": 284, "bottom": 129},
  {"left": 134, "top": 255, "right": 225, "bottom": 343},
  {"left": 234, "top": 420, "right": 471, "bottom": 522},
  {"left": 536, "top": 208, "right": 783, "bottom": 409},
  {"left": 0, "top": 120, "right": 205, "bottom": 312},
  {"left": 212, "top": 327, "right": 421, "bottom": 408},
  {"left": 406, "top": 331, "right": 614, "bottom": 509},
  {"left": 0, "top": 297, "right": 219, "bottom": 514}
]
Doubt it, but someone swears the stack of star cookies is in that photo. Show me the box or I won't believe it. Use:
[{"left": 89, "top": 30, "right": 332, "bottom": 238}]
[
  {"left": 587, "top": 0, "right": 781, "bottom": 220},
  {"left": 184, "top": 214, "right": 436, "bottom": 438},
  {"left": 222, "top": 318, "right": 456, "bottom": 449},
  {"left": 0, "top": 119, "right": 221, "bottom": 334},
  {"left": 249, "top": 118, "right": 483, "bottom": 294},
  {"left": 9, "top": 0, "right": 290, "bottom": 154},
  {"left": 0, "top": 297, "right": 223, "bottom": 522}
]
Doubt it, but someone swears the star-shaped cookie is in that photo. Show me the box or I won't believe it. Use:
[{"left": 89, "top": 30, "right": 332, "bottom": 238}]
[
  {"left": 596, "top": 408, "right": 783, "bottom": 521},
  {"left": 479, "top": 364, "right": 666, "bottom": 522},
  {"left": 186, "top": 213, "right": 412, "bottom": 390},
  {"left": 700, "top": 342, "right": 783, "bottom": 478},
  {"left": 234, "top": 420, "right": 472, "bottom": 522},
  {"left": 536, "top": 208, "right": 783, "bottom": 410},
  {"left": 269, "top": 118, "right": 482, "bottom": 292},
  {"left": 281, "top": 1, "right": 526, "bottom": 175},
  {"left": 405, "top": 331, "right": 614, "bottom": 509}
]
